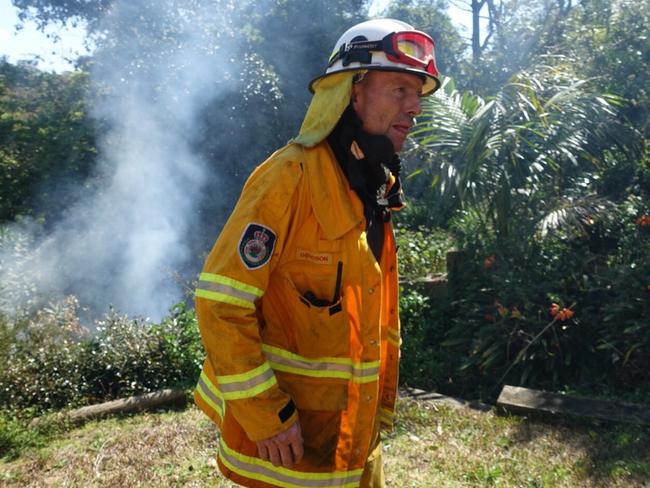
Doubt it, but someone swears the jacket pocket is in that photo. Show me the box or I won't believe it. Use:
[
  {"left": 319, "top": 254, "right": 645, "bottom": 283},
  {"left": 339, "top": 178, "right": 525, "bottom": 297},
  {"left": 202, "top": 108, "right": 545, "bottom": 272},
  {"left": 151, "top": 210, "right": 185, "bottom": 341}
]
[
  {"left": 282, "top": 377, "right": 344, "bottom": 469},
  {"left": 285, "top": 273, "right": 349, "bottom": 359},
  {"left": 262, "top": 269, "right": 350, "bottom": 359},
  {"left": 298, "top": 409, "right": 341, "bottom": 469}
]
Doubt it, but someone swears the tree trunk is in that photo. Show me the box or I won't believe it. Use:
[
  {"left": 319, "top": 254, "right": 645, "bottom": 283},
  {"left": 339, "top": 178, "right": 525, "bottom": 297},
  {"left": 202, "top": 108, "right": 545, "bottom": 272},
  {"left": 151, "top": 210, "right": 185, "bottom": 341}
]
[{"left": 471, "top": 0, "right": 483, "bottom": 64}]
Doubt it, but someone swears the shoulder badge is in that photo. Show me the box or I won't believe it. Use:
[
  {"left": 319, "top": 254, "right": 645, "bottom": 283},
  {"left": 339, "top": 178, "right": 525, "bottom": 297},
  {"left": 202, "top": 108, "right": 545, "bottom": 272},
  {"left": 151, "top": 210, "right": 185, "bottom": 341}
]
[{"left": 238, "top": 223, "right": 277, "bottom": 270}]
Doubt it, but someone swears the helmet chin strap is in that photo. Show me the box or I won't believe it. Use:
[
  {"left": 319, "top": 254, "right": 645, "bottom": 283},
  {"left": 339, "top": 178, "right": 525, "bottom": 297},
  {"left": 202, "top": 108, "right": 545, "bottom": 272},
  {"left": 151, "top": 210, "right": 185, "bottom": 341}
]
[
  {"left": 331, "top": 105, "right": 400, "bottom": 190},
  {"left": 326, "top": 105, "right": 406, "bottom": 262},
  {"left": 353, "top": 123, "right": 395, "bottom": 166}
]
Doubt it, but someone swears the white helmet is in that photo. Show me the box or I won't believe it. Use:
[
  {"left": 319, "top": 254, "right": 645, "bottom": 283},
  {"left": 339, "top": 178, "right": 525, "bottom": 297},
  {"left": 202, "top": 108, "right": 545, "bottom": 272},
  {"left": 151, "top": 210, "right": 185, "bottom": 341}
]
[{"left": 310, "top": 18, "right": 440, "bottom": 95}]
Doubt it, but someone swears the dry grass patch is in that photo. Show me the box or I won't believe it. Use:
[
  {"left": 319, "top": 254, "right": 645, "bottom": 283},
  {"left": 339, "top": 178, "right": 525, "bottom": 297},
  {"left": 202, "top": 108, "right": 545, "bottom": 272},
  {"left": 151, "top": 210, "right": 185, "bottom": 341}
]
[
  {"left": 1, "top": 399, "right": 649, "bottom": 487},
  {"left": 0, "top": 407, "right": 228, "bottom": 487}
]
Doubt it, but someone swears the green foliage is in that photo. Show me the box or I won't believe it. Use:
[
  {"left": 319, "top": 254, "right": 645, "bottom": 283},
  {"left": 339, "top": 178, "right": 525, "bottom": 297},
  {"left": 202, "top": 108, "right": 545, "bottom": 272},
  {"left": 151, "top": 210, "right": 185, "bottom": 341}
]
[
  {"left": 410, "top": 65, "right": 640, "bottom": 246},
  {"left": 394, "top": 224, "right": 454, "bottom": 280},
  {"left": 0, "top": 409, "right": 54, "bottom": 460},
  {"left": 398, "top": 288, "right": 455, "bottom": 392},
  {"left": 402, "top": 58, "right": 648, "bottom": 400},
  {"left": 0, "top": 300, "right": 203, "bottom": 414},
  {"left": 82, "top": 302, "right": 202, "bottom": 402},
  {"left": 11, "top": 0, "right": 112, "bottom": 31},
  {"left": 0, "top": 225, "right": 39, "bottom": 314},
  {"left": 399, "top": 289, "right": 432, "bottom": 382},
  {"left": 431, "top": 197, "right": 650, "bottom": 401},
  {"left": 395, "top": 222, "right": 455, "bottom": 391},
  {"left": 564, "top": 0, "right": 650, "bottom": 135},
  {"left": 0, "top": 297, "right": 88, "bottom": 411},
  {"left": 460, "top": 0, "right": 578, "bottom": 95},
  {"left": 0, "top": 60, "right": 98, "bottom": 223}
]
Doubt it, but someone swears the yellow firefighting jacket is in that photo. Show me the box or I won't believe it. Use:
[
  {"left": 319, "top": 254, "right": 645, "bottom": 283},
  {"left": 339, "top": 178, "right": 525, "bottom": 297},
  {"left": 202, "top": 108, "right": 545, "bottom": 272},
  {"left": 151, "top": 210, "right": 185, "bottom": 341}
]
[{"left": 194, "top": 139, "right": 401, "bottom": 488}]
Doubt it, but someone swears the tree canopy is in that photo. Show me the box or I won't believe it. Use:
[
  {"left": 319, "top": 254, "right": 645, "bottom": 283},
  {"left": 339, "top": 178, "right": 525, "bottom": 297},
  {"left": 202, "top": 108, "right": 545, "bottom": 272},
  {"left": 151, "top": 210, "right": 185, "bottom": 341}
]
[{"left": 0, "top": 59, "right": 97, "bottom": 222}]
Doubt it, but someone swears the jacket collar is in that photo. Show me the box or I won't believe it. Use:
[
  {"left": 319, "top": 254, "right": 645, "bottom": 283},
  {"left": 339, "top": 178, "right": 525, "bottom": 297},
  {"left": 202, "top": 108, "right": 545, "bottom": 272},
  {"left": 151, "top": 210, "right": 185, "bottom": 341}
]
[{"left": 302, "top": 142, "right": 364, "bottom": 241}]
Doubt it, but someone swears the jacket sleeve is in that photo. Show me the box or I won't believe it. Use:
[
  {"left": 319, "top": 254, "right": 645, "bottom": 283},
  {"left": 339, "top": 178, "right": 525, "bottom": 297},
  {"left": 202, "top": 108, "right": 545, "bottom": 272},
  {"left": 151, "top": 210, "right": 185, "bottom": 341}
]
[{"left": 195, "top": 155, "right": 302, "bottom": 442}]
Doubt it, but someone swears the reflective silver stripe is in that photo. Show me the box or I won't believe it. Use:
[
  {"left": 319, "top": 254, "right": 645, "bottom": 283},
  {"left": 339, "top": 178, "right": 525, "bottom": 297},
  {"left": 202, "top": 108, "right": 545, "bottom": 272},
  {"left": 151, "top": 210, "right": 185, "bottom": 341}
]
[
  {"left": 197, "top": 376, "right": 224, "bottom": 418},
  {"left": 218, "top": 367, "right": 276, "bottom": 394},
  {"left": 219, "top": 437, "right": 362, "bottom": 487},
  {"left": 265, "top": 349, "right": 351, "bottom": 374},
  {"left": 351, "top": 364, "right": 378, "bottom": 378},
  {"left": 197, "top": 280, "right": 258, "bottom": 304},
  {"left": 198, "top": 376, "right": 223, "bottom": 408},
  {"left": 262, "top": 345, "right": 380, "bottom": 383}
]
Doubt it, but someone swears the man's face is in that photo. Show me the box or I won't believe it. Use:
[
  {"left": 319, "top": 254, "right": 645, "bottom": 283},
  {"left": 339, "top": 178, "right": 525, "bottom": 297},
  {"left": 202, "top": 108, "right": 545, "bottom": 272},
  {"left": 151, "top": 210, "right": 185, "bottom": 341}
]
[{"left": 351, "top": 70, "right": 423, "bottom": 152}]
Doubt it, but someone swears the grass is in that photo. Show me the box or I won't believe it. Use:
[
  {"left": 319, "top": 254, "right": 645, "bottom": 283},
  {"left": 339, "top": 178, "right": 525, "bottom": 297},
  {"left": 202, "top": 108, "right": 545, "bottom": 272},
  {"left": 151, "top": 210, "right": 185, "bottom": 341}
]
[
  {"left": 385, "top": 399, "right": 650, "bottom": 487},
  {"left": 1, "top": 398, "right": 649, "bottom": 487}
]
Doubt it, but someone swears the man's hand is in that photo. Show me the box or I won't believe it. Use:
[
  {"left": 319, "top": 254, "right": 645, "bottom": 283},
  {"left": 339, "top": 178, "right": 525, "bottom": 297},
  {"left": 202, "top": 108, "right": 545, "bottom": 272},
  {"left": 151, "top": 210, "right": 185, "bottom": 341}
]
[{"left": 256, "top": 421, "right": 304, "bottom": 467}]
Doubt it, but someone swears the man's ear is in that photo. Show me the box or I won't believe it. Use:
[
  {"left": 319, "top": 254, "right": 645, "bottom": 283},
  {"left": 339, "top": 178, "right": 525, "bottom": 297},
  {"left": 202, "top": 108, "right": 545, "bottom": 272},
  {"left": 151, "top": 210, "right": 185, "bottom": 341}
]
[{"left": 350, "top": 84, "right": 360, "bottom": 109}]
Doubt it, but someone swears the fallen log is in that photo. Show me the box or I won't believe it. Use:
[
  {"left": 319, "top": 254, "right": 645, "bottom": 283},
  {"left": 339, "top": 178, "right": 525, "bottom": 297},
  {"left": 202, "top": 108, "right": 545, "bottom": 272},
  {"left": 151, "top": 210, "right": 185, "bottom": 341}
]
[
  {"left": 497, "top": 385, "right": 650, "bottom": 426},
  {"left": 31, "top": 388, "right": 190, "bottom": 428},
  {"left": 401, "top": 387, "right": 492, "bottom": 412}
]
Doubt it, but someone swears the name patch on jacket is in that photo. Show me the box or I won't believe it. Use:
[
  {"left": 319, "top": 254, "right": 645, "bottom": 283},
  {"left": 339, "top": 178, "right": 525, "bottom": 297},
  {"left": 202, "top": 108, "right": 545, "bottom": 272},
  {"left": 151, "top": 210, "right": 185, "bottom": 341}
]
[
  {"left": 296, "top": 248, "right": 332, "bottom": 265},
  {"left": 239, "top": 223, "right": 277, "bottom": 269}
]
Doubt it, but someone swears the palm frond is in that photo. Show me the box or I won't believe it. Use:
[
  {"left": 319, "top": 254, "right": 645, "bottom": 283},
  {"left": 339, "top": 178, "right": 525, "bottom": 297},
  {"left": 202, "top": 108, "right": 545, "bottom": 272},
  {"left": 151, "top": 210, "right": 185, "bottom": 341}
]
[
  {"left": 538, "top": 194, "right": 617, "bottom": 238},
  {"left": 404, "top": 58, "right": 634, "bottom": 243}
]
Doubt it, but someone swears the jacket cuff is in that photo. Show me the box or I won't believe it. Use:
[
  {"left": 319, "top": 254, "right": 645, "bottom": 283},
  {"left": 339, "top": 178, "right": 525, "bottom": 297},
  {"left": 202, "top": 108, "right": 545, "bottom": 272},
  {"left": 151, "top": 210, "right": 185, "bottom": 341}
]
[{"left": 230, "top": 395, "right": 299, "bottom": 442}]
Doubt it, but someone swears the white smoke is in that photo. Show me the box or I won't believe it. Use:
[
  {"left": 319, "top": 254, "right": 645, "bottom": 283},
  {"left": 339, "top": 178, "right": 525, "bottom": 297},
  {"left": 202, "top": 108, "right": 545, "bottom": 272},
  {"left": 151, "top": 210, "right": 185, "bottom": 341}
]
[{"left": 0, "top": 0, "right": 242, "bottom": 320}]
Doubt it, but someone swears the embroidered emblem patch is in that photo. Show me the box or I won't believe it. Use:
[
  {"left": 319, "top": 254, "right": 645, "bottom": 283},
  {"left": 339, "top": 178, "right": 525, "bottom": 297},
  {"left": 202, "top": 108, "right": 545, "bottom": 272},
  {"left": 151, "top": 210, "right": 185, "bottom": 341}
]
[{"left": 239, "top": 223, "right": 277, "bottom": 269}]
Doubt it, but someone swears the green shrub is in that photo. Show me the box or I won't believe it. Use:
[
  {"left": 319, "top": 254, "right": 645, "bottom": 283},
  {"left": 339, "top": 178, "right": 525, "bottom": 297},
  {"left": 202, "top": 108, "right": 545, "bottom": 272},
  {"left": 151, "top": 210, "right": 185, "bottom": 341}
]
[
  {"left": 398, "top": 288, "right": 456, "bottom": 392},
  {"left": 397, "top": 60, "right": 649, "bottom": 402},
  {"left": 394, "top": 224, "right": 454, "bottom": 280},
  {"left": 436, "top": 203, "right": 650, "bottom": 401},
  {"left": 0, "top": 299, "right": 203, "bottom": 414},
  {"left": 0, "top": 297, "right": 88, "bottom": 411},
  {"left": 80, "top": 302, "right": 203, "bottom": 402},
  {"left": 393, "top": 183, "right": 649, "bottom": 402},
  {"left": 395, "top": 223, "right": 455, "bottom": 391}
]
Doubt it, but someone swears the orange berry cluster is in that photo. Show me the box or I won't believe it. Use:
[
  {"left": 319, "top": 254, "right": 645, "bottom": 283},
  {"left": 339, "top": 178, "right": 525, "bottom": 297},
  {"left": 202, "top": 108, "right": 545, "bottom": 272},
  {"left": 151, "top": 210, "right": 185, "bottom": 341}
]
[
  {"left": 550, "top": 303, "right": 574, "bottom": 321},
  {"left": 636, "top": 215, "right": 650, "bottom": 227}
]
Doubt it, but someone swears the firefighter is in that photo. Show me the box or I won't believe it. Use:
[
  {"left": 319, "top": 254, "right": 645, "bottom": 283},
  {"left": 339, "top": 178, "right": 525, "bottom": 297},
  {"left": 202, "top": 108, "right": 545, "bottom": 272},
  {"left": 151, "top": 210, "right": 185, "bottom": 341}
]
[{"left": 194, "top": 18, "right": 440, "bottom": 488}]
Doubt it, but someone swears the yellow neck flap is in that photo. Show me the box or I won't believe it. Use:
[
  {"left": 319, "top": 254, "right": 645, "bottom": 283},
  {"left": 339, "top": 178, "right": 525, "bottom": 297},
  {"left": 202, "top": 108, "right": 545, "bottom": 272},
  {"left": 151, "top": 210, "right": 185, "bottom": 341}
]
[{"left": 292, "top": 71, "right": 364, "bottom": 148}]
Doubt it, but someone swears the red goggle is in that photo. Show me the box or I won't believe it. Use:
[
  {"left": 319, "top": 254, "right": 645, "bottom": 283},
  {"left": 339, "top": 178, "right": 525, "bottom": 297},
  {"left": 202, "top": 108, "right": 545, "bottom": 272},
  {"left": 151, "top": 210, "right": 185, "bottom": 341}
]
[{"left": 329, "top": 30, "right": 439, "bottom": 78}]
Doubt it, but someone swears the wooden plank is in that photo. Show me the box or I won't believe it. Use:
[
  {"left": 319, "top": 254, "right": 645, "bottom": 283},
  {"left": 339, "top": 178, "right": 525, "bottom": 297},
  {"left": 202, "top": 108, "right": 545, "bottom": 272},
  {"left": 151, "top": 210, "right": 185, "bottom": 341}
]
[{"left": 497, "top": 385, "right": 650, "bottom": 425}]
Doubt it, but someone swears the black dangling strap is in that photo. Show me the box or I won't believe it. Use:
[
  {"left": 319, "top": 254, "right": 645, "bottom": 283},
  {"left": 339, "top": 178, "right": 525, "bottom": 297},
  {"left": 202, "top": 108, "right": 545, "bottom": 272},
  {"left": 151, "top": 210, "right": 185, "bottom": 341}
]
[{"left": 386, "top": 155, "right": 406, "bottom": 209}]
